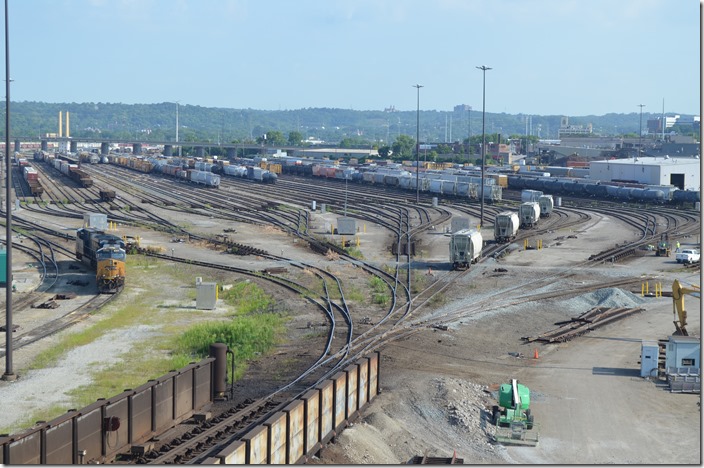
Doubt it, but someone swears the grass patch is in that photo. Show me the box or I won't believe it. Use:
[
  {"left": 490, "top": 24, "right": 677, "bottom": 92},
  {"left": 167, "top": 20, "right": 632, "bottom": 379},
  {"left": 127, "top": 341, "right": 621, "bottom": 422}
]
[
  {"left": 171, "top": 315, "right": 285, "bottom": 380},
  {"left": 345, "top": 246, "right": 364, "bottom": 259},
  {"left": 344, "top": 285, "right": 365, "bottom": 302},
  {"left": 29, "top": 300, "right": 151, "bottom": 370},
  {"left": 222, "top": 281, "right": 275, "bottom": 315},
  {"left": 8, "top": 257, "right": 290, "bottom": 434},
  {"left": 370, "top": 275, "right": 390, "bottom": 306}
]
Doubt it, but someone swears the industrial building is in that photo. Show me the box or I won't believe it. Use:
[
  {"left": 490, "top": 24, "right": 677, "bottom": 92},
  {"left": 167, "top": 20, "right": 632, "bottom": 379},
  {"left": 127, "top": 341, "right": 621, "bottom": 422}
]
[{"left": 589, "top": 156, "right": 700, "bottom": 190}]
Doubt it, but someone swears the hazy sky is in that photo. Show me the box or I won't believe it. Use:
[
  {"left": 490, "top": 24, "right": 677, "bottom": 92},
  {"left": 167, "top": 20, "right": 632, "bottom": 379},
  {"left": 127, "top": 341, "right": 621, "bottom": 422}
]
[{"left": 5, "top": 0, "right": 701, "bottom": 116}]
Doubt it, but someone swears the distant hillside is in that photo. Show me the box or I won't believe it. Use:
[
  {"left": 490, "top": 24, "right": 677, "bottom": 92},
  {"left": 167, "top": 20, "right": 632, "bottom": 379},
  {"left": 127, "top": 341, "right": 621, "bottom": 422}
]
[{"left": 4, "top": 101, "right": 697, "bottom": 146}]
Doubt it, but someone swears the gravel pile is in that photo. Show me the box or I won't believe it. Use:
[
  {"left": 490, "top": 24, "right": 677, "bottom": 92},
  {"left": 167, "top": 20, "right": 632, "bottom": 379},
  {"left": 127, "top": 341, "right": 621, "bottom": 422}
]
[{"left": 546, "top": 287, "right": 647, "bottom": 316}]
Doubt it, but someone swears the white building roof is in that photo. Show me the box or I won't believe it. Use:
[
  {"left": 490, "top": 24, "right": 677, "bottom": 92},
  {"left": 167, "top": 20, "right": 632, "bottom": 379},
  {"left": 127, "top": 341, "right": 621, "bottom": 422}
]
[{"left": 591, "top": 156, "right": 700, "bottom": 167}]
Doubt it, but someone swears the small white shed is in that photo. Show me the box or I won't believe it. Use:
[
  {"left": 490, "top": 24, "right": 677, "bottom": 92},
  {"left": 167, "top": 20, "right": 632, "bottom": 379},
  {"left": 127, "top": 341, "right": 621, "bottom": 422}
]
[
  {"left": 196, "top": 279, "right": 218, "bottom": 310},
  {"left": 640, "top": 340, "right": 660, "bottom": 378},
  {"left": 665, "top": 335, "right": 700, "bottom": 370}
]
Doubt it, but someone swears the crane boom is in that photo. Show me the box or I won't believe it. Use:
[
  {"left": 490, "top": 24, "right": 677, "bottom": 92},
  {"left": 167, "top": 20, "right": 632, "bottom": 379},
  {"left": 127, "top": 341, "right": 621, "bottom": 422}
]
[{"left": 672, "top": 279, "right": 700, "bottom": 336}]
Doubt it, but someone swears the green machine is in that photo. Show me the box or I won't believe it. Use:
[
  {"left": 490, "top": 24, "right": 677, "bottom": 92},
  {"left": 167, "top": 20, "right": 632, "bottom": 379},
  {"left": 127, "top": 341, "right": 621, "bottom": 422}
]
[
  {"left": 656, "top": 233, "right": 671, "bottom": 257},
  {"left": 0, "top": 248, "right": 6, "bottom": 287},
  {"left": 491, "top": 379, "right": 538, "bottom": 446}
]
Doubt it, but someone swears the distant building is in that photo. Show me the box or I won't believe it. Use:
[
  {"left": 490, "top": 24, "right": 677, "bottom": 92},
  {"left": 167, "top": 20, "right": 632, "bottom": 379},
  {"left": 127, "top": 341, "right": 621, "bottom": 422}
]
[
  {"left": 647, "top": 115, "right": 679, "bottom": 134},
  {"left": 454, "top": 104, "right": 472, "bottom": 112},
  {"left": 648, "top": 115, "right": 700, "bottom": 135},
  {"left": 294, "top": 147, "right": 378, "bottom": 160},
  {"left": 589, "top": 156, "right": 700, "bottom": 190},
  {"left": 558, "top": 116, "right": 593, "bottom": 137}
]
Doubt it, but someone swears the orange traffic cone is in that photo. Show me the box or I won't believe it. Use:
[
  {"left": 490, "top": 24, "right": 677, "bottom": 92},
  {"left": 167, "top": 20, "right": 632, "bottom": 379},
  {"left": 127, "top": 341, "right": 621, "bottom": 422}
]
[{"left": 533, "top": 348, "right": 539, "bottom": 359}]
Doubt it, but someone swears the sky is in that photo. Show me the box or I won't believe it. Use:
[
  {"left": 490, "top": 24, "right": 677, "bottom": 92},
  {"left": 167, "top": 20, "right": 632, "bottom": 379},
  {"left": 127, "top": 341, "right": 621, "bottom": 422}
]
[{"left": 4, "top": 0, "right": 701, "bottom": 116}]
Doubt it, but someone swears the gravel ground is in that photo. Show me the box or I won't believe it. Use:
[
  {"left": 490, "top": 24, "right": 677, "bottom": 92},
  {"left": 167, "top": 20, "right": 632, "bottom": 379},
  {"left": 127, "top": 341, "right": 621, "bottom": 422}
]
[
  {"left": 312, "top": 211, "right": 702, "bottom": 465},
  {"left": 0, "top": 203, "right": 700, "bottom": 465}
]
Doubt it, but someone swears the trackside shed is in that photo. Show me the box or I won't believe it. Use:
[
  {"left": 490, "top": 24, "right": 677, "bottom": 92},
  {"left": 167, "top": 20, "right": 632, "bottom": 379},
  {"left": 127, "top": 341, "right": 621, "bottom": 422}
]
[{"left": 589, "top": 157, "right": 700, "bottom": 190}]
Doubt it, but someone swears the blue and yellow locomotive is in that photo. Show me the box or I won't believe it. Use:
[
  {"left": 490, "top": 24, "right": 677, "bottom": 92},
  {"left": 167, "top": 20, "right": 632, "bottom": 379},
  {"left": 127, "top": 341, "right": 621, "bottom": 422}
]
[{"left": 76, "top": 228, "right": 126, "bottom": 294}]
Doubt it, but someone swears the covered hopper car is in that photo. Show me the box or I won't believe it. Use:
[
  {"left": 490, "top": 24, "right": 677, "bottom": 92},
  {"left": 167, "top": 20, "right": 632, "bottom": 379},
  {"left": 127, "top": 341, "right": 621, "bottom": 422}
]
[
  {"left": 449, "top": 228, "right": 483, "bottom": 270},
  {"left": 519, "top": 202, "right": 541, "bottom": 228},
  {"left": 538, "top": 194, "right": 554, "bottom": 218},
  {"left": 494, "top": 211, "right": 520, "bottom": 243}
]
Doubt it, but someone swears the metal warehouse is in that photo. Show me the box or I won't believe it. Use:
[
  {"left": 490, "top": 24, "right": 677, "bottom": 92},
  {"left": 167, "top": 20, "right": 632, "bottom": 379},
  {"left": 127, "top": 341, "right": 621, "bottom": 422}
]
[{"left": 589, "top": 156, "right": 700, "bottom": 190}]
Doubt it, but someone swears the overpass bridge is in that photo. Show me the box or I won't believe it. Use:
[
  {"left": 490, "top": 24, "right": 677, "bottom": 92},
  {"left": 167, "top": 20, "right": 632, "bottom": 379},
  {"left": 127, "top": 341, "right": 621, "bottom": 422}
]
[
  {"left": 4, "top": 137, "right": 379, "bottom": 160},
  {"left": 4, "top": 136, "right": 298, "bottom": 158}
]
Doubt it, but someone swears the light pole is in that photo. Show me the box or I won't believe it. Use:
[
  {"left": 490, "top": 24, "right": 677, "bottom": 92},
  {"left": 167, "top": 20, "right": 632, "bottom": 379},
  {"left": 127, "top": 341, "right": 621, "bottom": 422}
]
[
  {"left": 344, "top": 173, "right": 348, "bottom": 217},
  {"left": 477, "top": 65, "right": 491, "bottom": 230},
  {"left": 3, "top": 0, "right": 14, "bottom": 381},
  {"left": 175, "top": 101, "right": 181, "bottom": 157},
  {"left": 638, "top": 104, "right": 645, "bottom": 159},
  {"left": 413, "top": 84, "right": 423, "bottom": 204},
  {"left": 467, "top": 106, "right": 472, "bottom": 159}
]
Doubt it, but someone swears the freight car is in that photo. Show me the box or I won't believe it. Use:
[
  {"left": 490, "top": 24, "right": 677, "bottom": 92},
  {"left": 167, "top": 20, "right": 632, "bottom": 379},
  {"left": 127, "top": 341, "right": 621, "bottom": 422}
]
[
  {"left": 506, "top": 173, "right": 699, "bottom": 205},
  {"left": 538, "top": 194, "right": 554, "bottom": 218},
  {"left": 213, "top": 161, "right": 278, "bottom": 183},
  {"left": 78, "top": 151, "right": 100, "bottom": 164},
  {"left": 449, "top": 228, "right": 483, "bottom": 270},
  {"left": 494, "top": 211, "right": 519, "bottom": 243},
  {"left": 76, "top": 227, "right": 126, "bottom": 294},
  {"left": 519, "top": 202, "right": 541, "bottom": 228},
  {"left": 99, "top": 189, "right": 116, "bottom": 202},
  {"left": 23, "top": 165, "right": 44, "bottom": 196},
  {"left": 69, "top": 167, "right": 94, "bottom": 187},
  {"left": 44, "top": 156, "right": 93, "bottom": 188},
  {"left": 308, "top": 164, "right": 502, "bottom": 202},
  {"left": 157, "top": 164, "right": 220, "bottom": 187},
  {"left": 109, "top": 154, "right": 155, "bottom": 173}
]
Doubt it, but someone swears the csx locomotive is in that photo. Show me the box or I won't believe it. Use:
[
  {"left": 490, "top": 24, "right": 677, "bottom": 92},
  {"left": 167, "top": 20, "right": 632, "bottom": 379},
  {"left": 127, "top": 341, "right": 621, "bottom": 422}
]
[{"left": 76, "top": 228, "right": 126, "bottom": 294}]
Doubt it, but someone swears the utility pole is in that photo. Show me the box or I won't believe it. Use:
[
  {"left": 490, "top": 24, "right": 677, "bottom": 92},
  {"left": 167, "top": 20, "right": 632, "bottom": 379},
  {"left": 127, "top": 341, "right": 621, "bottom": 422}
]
[
  {"left": 3, "top": 0, "right": 15, "bottom": 381},
  {"left": 413, "top": 84, "right": 423, "bottom": 205},
  {"left": 476, "top": 65, "right": 491, "bottom": 230},
  {"left": 638, "top": 104, "right": 645, "bottom": 159},
  {"left": 467, "top": 106, "right": 472, "bottom": 159}
]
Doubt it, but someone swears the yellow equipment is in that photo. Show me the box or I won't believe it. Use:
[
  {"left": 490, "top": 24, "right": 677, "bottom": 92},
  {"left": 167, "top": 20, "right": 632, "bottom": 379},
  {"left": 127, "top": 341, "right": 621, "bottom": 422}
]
[
  {"left": 657, "top": 233, "right": 671, "bottom": 257},
  {"left": 672, "top": 280, "right": 700, "bottom": 336}
]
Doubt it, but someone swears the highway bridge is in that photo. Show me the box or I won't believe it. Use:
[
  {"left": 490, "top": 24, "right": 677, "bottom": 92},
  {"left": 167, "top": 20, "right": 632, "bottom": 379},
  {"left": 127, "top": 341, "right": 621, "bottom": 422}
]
[{"left": 3, "top": 136, "right": 378, "bottom": 159}]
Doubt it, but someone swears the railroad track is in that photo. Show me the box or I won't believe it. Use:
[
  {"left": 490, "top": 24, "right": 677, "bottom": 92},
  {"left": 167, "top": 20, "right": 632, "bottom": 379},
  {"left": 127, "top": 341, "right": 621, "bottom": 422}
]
[{"left": 4, "top": 156, "right": 699, "bottom": 464}]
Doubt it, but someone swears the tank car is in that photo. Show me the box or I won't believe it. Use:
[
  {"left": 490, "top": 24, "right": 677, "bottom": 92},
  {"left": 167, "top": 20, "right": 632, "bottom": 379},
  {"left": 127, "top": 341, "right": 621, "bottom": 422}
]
[
  {"left": 672, "top": 189, "right": 700, "bottom": 204},
  {"left": 76, "top": 228, "right": 126, "bottom": 294}
]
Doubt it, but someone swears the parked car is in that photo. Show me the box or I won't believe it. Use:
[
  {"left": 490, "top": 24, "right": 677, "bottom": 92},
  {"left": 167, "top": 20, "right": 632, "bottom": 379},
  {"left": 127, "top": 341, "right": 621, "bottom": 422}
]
[{"left": 675, "top": 249, "right": 700, "bottom": 264}]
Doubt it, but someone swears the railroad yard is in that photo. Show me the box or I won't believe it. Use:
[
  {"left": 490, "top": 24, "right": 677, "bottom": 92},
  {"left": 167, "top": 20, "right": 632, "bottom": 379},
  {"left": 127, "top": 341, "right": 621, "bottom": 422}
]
[{"left": 0, "top": 152, "right": 700, "bottom": 464}]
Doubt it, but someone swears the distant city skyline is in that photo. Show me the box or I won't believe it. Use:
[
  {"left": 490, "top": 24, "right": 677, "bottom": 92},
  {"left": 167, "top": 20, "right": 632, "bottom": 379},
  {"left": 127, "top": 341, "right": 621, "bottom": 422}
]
[{"left": 4, "top": 0, "right": 701, "bottom": 116}]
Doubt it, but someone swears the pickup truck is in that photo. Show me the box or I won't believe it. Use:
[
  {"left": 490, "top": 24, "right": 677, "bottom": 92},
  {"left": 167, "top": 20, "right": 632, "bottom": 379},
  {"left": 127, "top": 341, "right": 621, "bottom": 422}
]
[{"left": 675, "top": 249, "right": 700, "bottom": 264}]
